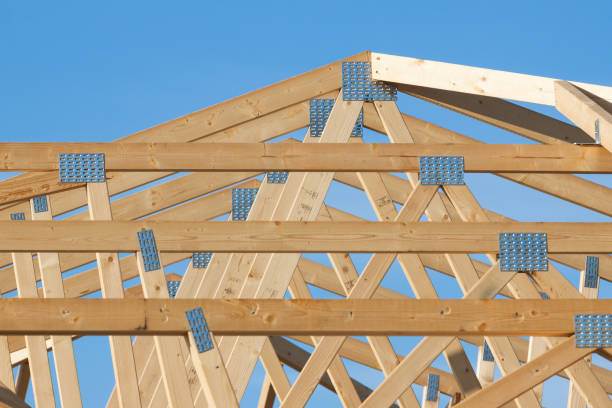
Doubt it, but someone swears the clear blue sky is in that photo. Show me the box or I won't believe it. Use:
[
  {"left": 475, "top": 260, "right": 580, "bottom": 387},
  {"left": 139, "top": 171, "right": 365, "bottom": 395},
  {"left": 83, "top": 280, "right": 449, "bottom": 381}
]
[{"left": 1, "top": 1, "right": 611, "bottom": 406}]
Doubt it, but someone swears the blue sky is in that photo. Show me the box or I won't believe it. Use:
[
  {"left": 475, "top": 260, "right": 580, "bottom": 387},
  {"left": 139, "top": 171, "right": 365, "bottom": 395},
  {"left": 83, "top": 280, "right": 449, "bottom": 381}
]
[{"left": 1, "top": 1, "right": 612, "bottom": 406}]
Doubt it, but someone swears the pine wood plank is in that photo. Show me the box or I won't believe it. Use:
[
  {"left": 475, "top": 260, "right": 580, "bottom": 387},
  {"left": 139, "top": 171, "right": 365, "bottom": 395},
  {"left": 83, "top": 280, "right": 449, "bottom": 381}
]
[
  {"left": 0, "top": 298, "right": 603, "bottom": 336},
  {"left": 2, "top": 142, "right": 612, "bottom": 173},
  {"left": 287, "top": 273, "right": 364, "bottom": 407},
  {"left": 30, "top": 197, "right": 83, "bottom": 408},
  {"left": 187, "top": 328, "right": 238, "bottom": 408},
  {"left": 86, "top": 183, "right": 142, "bottom": 408},
  {"left": 0, "top": 220, "right": 611, "bottom": 253},
  {"left": 259, "top": 339, "right": 290, "bottom": 401},
  {"left": 10, "top": 252, "right": 56, "bottom": 407},
  {"left": 134, "top": 247, "right": 195, "bottom": 408},
  {"left": 370, "top": 53, "right": 612, "bottom": 105}
]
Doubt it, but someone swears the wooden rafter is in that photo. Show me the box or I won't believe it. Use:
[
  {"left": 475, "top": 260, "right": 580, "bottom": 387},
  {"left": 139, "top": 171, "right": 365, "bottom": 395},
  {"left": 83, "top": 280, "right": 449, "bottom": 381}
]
[{"left": 370, "top": 52, "right": 612, "bottom": 105}]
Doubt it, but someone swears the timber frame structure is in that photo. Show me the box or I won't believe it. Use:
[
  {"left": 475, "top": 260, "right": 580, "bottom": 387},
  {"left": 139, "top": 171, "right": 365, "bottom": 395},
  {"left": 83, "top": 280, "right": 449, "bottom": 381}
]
[{"left": 0, "top": 51, "right": 611, "bottom": 407}]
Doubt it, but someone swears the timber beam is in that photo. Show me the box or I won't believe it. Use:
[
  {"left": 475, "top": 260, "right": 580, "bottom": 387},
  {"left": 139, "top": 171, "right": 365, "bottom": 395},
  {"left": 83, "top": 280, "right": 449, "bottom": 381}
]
[
  {"left": 369, "top": 52, "right": 612, "bottom": 105},
  {"left": 1, "top": 143, "right": 612, "bottom": 173},
  {"left": 0, "top": 298, "right": 611, "bottom": 336},
  {"left": 0, "top": 220, "right": 611, "bottom": 253}
]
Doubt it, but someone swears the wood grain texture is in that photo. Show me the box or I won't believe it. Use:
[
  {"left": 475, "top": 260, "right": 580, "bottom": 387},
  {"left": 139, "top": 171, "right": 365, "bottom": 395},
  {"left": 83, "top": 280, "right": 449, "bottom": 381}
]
[
  {"left": 371, "top": 53, "right": 612, "bottom": 105},
  {"left": 10, "top": 253, "right": 56, "bottom": 407},
  {"left": 0, "top": 220, "right": 610, "bottom": 253},
  {"left": 2, "top": 142, "right": 612, "bottom": 173},
  {"left": 87, "top": 183, "right": 142, "bottom": 408},
  {"left": 30, "top": 197, "right": 83, "bottom": 408}
]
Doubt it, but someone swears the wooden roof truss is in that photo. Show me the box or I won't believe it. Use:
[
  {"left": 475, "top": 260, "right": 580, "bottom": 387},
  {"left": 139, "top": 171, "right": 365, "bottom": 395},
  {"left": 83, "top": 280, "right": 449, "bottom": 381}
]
[{"left": 0, "top": 51, "right": 611, "bottom": 407}]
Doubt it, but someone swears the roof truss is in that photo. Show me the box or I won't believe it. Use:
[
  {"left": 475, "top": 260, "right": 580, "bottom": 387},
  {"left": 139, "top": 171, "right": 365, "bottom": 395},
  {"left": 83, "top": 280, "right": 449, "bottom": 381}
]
[{"left": 1, "top": 51, "right": 611, "bottom": 408}]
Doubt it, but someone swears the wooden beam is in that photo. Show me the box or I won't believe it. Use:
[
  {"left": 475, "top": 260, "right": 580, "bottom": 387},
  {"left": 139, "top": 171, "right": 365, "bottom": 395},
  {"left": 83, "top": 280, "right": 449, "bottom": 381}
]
[
  {"left": 555, "top": 80, "right": 612, "bottom": 151},
  {"left": 134, "top": 242, "right": 195, "bottom": 407},
  {"left": 224, "top": 183, "right": 363, "bottom": 405},
  {"left": 259, "top": 339, "right": 290, "bottom": 401},
  {"left": 10, "top": 253, "right": 56, "bottom": 407},
  {"left": 524, "top": 267, "right": 612, "bottom": 405},
  {"left": 30, "top": 197, "right": 83, "bottom": 408},
  {"left": 104, "top": 271, "right": 205, "bottom": 408},
  {"left": 454, "top": 337, "right": 612, "bottom": 408},
  {"left": 9, "top": 267, "right": 612, "bottom": 398},
  {"left": 0, "top": 103, "right": 306, "bottom": 215},
  {"left": 320, "top": 208, "right": 421, "bottom": 407},
  {"left": 399, "top": 84, "right": 592, "bottom": 144},
  {"left": 0, "top": 220, "right": 611, "bottom": 253},
  {"left": 273, "top": 260, "right": 612, "bottom": 398},
  {"left": 370, "top": 53, "right": 612, "bottom": 105},
  {"left": 349, "top": 118, "right": 535, "bottom": 405},
  {"left": 87, "top": 183, "right": 142, "bottom": 408},
  {"left": 0, "top": 323, "right": 14, "bottom": 391},
  {"left": 2, "top": 142, "right": 612, "bottom": 173}
]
